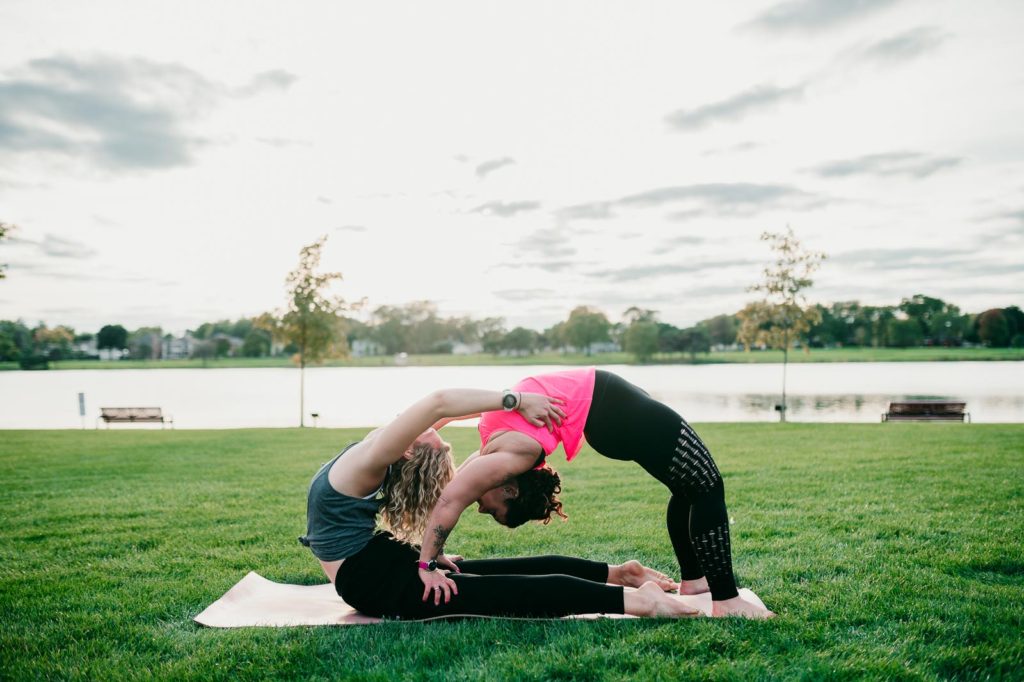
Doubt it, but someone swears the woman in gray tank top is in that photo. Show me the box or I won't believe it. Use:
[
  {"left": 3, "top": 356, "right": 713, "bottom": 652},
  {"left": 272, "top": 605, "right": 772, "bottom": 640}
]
[{"left": 301, "top": 386, "right": 702, "bottom": 621}]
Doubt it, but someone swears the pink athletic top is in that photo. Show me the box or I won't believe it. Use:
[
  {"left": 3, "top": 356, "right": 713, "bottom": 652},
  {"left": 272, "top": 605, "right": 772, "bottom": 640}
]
[{"left": 477, "top": 367, "right": 596, "bottom": 462}]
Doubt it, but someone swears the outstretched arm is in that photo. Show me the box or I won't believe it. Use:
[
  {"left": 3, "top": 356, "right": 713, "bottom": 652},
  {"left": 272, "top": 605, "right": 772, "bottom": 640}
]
[
  {"left": 416, "top": 450, "right": 537, "bottom": 603},
  {"left": 348, "top": 390, "right": 563, "bottom": 494}
]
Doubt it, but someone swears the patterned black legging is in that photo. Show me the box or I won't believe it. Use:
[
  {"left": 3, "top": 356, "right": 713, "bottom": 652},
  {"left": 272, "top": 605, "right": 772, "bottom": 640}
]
[{"left": 584, "top": 370, "right": 739, "bottom": 601}]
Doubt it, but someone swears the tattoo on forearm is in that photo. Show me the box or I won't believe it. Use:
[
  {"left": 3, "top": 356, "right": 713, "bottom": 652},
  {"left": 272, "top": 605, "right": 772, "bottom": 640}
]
[{"left": 431, "top": 525, "right": 451, "bottom": 554}]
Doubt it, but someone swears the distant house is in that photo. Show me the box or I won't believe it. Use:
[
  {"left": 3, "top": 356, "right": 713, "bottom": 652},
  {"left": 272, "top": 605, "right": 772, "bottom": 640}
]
[
  {"left": 72, "top": 335, "right": 128, "bottom": 359},
  {"left": 162, "top": 334, "right": 196, "bottom": 360},
  {"left": 133, "top": 332, "right": 164, "bottom": 360},
  {"left": 451, "top": 341, "right": 483, "bottom": 355},
  {"left": 211, "top": 332, "right": 244, "bottom": 355},
  {"left": 73, "top": 336, "right": 99, "bottom": 356},
  {"left": 351, "top": 338, "right": 384, "bottom": 357}
]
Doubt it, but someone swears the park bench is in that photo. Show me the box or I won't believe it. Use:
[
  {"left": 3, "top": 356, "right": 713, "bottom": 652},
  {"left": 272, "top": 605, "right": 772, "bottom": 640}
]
[
  {"left": 98, "top": 407, "right": 174, "bottom": 429},
  {"left": 882, "top": 401, "right": 970, "bottom": 423}
]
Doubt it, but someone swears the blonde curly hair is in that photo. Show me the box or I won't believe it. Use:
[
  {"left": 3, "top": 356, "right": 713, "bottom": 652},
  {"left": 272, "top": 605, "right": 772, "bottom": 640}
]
[{"left": 379, "top": 440, "right": 455, "bottom": 542}]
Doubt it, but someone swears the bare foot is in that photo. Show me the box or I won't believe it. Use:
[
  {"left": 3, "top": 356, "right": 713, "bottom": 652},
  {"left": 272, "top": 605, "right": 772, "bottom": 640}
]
[
  {"left": 710, "top": 595, "right": 775, "bottom": 619},
  {"left": 678, "top": 577, "right": 710, "bottom": 595},
  {"left": 624, "top": 582, "right": 702, "bottom": 618},
  {"left": 611, "top": 560, "right": 676, "bottom": 592},
  {"left": 642, "top": 582, "right": 703, "bottom": 618}
]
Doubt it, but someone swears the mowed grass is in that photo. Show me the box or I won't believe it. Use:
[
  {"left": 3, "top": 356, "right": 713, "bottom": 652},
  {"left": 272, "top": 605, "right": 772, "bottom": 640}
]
[{"left": 1, "top": 425, "right": 1022, "bottom": 681}]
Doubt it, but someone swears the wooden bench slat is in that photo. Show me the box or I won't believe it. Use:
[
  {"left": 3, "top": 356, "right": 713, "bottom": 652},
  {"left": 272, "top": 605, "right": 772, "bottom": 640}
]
[
  {"left": 882, "top": 401, "right": 969, "bottom": 422},
  {"left": 98, "top": 407, "right": 173, "bottom": 427}
]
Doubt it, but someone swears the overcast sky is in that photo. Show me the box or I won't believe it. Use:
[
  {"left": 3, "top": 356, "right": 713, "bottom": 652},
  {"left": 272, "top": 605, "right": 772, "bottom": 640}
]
[{"left": 1, "top": 0, "right": 1022, "bottom": 335}]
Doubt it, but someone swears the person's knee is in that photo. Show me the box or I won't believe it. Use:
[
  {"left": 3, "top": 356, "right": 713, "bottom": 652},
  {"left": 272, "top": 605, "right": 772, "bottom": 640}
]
[{"left": 667, "top": 454, "right": 720, "bottom": 494}]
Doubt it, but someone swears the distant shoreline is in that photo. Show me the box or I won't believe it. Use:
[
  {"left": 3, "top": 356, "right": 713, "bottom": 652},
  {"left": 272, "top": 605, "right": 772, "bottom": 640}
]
[{"left": 3, "top": 346, "right": 1022, "bottom": 371}]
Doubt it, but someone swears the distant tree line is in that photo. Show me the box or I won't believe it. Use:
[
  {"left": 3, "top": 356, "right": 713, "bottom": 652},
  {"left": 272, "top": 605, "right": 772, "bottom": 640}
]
[
  {"left": 0, "top": 319, "right": 277, "bottom": 368},
  {"left": 805, "top": 297, "right": 1024, "bottom": 349},
  {"left": 2, "top": 295, "right": 1022, "bottom": 368}
]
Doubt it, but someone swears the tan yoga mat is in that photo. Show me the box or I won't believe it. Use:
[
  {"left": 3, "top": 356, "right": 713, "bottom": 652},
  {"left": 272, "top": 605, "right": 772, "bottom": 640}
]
[{"left": 194, "top": 572, "right": 767, "bottom": 627}]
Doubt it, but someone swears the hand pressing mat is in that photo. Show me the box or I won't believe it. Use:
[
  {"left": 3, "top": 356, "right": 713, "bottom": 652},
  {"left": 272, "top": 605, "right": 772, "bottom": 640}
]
[{"left": 194, "top": 572, "right": 767, "bottom": 627}]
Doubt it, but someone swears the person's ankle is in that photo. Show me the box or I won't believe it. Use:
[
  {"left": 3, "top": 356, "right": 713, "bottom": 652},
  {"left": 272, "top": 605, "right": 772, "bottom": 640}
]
[{"left": 678, "top": 576, "right": 709, "bottom": 594}]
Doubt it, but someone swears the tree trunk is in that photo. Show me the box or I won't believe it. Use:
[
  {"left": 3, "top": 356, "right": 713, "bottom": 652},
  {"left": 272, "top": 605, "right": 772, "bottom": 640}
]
[
  {"left": 299, "top": 319, "right": 306, "bottom": 428},
  {"left": 780, "top": 330, "right": 789, "bottom": 423}
]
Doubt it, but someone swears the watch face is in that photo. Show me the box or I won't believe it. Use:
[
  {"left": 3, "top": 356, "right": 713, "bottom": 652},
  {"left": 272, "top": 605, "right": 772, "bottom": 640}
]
[{"left": 502, "top": 393, "right": 517, "bottom": 409}]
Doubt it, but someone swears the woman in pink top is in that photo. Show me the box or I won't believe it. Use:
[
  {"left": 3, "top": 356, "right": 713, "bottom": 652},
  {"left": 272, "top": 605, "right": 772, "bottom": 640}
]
[{"left": 417, "top": 368, "right": 773, "bottom": 619}]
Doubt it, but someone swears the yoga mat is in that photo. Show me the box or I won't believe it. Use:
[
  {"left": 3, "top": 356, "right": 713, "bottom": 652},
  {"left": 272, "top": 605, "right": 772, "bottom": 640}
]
[{"left": 194, "top": 572, "right": 767, "bottom": 627}]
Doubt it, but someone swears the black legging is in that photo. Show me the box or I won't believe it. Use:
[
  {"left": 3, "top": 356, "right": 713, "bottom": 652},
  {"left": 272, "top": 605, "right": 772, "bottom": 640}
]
[
  {"left": 336, "top": 532, "right": 624, "bottom": 620},
  {"left": 584, "top": 370, "right": 739, "bottom": 601}
]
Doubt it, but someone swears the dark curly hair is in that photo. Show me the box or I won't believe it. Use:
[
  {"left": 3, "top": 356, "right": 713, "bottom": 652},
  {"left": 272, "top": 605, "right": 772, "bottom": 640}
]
[{"left": 505, "top": 465, "right": 568, "bottom": 529}]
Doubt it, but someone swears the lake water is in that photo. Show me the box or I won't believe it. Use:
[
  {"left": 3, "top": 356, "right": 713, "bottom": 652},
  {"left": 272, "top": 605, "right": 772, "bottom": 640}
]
[{"left": 1, "top": 362, "right": 1022, "bottom": 429}]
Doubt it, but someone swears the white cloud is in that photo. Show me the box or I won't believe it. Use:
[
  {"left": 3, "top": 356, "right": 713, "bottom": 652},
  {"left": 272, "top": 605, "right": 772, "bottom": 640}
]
[{"left": 744, "top": 0, "right": 904, "bottom": 33}]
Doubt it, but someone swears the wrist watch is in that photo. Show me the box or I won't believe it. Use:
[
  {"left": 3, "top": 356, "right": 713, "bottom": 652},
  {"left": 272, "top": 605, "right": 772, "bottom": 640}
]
[
  {"left": 501, "top": 389, "right": 519, "bottom": 411},
  {"left": 416, "top": 560, "right": 437, "bottom": 572}
]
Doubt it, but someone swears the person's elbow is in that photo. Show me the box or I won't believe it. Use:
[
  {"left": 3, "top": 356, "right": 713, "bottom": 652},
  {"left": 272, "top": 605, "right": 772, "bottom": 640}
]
[
  {"left": 435, "top": 489, "right": 474, "bottom": 516},
  {"left": 428, "top": 389, "right": 462, "bottom": 420}
]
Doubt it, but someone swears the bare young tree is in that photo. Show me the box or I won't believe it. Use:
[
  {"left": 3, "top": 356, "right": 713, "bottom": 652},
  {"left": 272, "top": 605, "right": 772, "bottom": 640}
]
[
  {"left": 262, "top": 236, "right": 356, "bottom": 426},
  {"left": 741, "top": 226, "right": 826, "bottom": 422}
]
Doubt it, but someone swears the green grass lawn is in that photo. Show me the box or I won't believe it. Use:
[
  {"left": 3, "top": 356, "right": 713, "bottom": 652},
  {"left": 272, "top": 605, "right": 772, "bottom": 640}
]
[
  {"left": 4, "top": 345, "right": 1021, "bottom": 372},
  {"left": 2, "top": 425, "right": 1022, "bottom": 680}
]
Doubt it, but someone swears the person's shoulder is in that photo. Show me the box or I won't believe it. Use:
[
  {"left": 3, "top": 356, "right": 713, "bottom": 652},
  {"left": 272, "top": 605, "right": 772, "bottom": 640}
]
[{"left": 360, "top": 427, "right": 384, "bottom": 442}]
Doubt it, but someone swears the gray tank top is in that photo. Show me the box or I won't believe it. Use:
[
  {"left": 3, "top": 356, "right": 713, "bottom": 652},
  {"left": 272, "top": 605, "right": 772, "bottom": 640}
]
[{"left": 298, "top": 442, "right": 389, "bottom": 561}]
